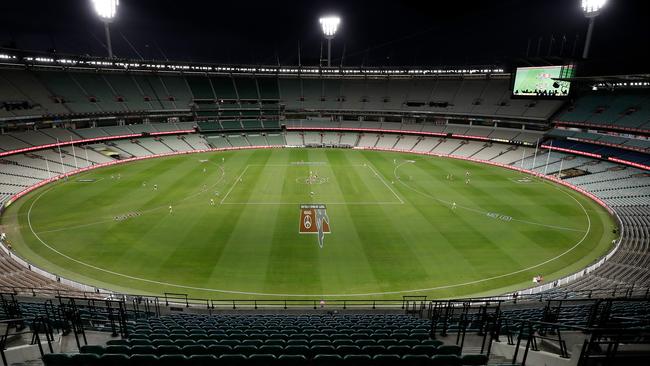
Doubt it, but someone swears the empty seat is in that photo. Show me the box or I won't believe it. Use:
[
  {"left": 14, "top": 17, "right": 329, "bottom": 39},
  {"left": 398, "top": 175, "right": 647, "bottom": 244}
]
[
  {"left": 128, "top": 354, "right": 158, "bottom": 366},
  {"left": 431, "top": 354, "right": 463, "bottom": 366},
  {"left": 461, "top": 354, "right": 489, "bottom": 365},
  {"left": 313, "top": 354, "right": 343, "bottom": 366},
  {"left": 373, "top": 354, "right": 402, "bottom": 366},
  {"left": 99, "top": 353, "right": 129, "bottom": 366},
  {"left": 437, "top": 345, "right": 462, "bottom": 356}
]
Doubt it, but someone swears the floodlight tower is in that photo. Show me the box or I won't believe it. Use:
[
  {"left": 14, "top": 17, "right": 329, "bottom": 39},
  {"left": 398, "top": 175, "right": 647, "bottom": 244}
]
[
  {"left": 92, "top": 0, "right": 119, "bottom": 58},
  {"left": 581, "top": 0, "right": 607, "bottom": 59},
  {"left": 319, "top": 16, "right": 341, "bottom": 67}
]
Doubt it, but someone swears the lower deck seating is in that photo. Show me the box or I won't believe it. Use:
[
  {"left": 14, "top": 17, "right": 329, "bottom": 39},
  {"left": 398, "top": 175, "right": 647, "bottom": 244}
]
[{"left": 43, "top": 314, "right": 487, "bottom": 366}]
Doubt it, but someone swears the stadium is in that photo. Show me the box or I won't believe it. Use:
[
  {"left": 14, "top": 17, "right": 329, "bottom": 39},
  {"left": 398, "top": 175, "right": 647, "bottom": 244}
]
[{"left": 0, "top": 0, "right": 648, "bottom": 365}]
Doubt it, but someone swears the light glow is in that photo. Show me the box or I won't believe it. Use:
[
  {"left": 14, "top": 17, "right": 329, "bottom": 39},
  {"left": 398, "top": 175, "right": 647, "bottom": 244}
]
[
  {"left": 92, "top": 0, "right": 119, "bottom": 20},
  {"left": 581, "top": 0, "right": 607, "bottom": 16},
  {"left": 319, "top": 16, "right": 341, "bottom": 38}
]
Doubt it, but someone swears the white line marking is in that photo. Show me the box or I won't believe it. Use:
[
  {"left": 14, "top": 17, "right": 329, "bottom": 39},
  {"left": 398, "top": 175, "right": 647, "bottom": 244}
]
[
  {"left": 35, "top": 164, "right": 227, "bottom": 235},
  {"left": 221, "top": 164, "right": 402, "bottom": 206},
  {"left": 393, "top": 160, "right": 587, "bottom": 233},
  {"left": 365, "top": 163, "right": 404, "bottom": 204},
  {"left": 23, "top": 153, "right": 596, "bottom": 298},
  {"left": 220, "top": 165, "right": 249, "bottom": 204}
]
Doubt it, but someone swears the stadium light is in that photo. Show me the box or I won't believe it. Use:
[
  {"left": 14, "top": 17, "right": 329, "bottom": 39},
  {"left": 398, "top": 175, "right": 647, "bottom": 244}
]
[
  {"left": 581, "top": 0, "right": 607, "bottom": 59},
  {"left": 92, "top": 0, "right": 119, "bottom": 58},
  {"left": 319, "top": 16, "right": 341, "bottom": 67}
]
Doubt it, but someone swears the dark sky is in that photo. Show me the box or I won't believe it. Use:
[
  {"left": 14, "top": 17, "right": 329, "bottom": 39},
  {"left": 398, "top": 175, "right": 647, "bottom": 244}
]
[{"left": 0, "top": 0, "right": 648, "bottom": 74}]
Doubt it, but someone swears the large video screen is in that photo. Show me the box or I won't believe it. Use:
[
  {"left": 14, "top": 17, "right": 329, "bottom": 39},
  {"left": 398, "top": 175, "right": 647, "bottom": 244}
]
[{"left": 512, "top": 65, "right": 575, "bottom": 98}]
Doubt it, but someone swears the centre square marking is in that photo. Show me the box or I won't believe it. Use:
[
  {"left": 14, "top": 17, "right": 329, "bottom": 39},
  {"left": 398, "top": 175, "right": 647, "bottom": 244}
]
[
  {"left": 299, "top": 204, "right": 331, "bottom": 248},
  {"left": 220, "top": 164, "right": 404, "bottom": 205}
]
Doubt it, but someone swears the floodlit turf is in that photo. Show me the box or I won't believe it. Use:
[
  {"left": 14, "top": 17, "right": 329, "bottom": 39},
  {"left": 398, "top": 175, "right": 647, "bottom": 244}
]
[{"left": 1, "top": 148, "right": 616, "bottom": 299}]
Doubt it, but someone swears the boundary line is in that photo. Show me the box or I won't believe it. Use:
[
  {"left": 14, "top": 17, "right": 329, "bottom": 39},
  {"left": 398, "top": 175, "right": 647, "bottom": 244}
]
[{"left": 19, "top": 149, "right": 604, "bottom": 298}]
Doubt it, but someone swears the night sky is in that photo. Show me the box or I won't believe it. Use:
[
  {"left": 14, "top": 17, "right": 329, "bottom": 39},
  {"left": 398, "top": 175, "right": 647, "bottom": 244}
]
[{"left": 0, "top": 0, "right": 647, "bottom": 74}]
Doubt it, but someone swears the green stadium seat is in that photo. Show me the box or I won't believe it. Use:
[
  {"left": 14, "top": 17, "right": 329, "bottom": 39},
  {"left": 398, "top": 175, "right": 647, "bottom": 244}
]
[
  {"left": 411, "top": 345, "right": 438, "bottom": 356},
  {"left": 278, "top": 354, "right": 308, "bottom": 366},
  {"left": 311, "top": 339, "right": 331, "bottom": 346},
  {"left": 258, "top": 345, "right": 283, "bottom": 356},
  {"left": 233, "top": 345, "right": 257, "bottom": 356},
  {"left": 208, "top": 344, "right": 232, "bottom": 356},
  {"left": 373, "top": 354, "right": 402, "bottom": 366},
  {"left": 431, "top": 355, "right": 463, "bottom": 366},
  {"left": 335, "top": 345, "right": 361, "bottom": 357},
  {"left": 105, "top": 345, "right": 130, "bottom": 355},
  {"left": 130, "top": 339, "right": 152, "bottom": 346},
  {"left": 313, "top": 354, "right": 343, "bottom": 366},
  {"left": 242, "top": 339, "right": 264, "bottom": 347},
  {"left": 343, "top": 354, "right": 372, "bottom": 366},
  {"left": 128, "top": 354, "right": 158, "bottom": 366},
  {"left": 248, "top": 353, "right": 277, "bottom": 366},
  {"left": 106, "top": 339, "right": 129, "bottom": 346},
  {"left": 332, "top": 339, "right": 354, "bottom": 346},
  {"left": 80, "top": 345, "right": 105, "bottom": 355},
  {"left": 71, "top": 353, "right": 101, "bottom": 366},
  {"left": 220, "top": 339, "right": 241, "bottom": 347},
  {"left": 387, "top": 345, "right": 410, "bottom": 356},
  {"left": 187, "top": 354, "right": 217, "bottom": 366},
  {"left": 182, "top": 344, "right": 208, "bottom": 356},
  {"left": 461, "top": 354, "right": 489, "bottom": 365},
  {"left": 156, "top": 345, "right": 181, "bottom": 356},
  {"left": 399, "top": 339, "right": 421, "bottom": 346},
  {"left": 130, "top": 345, "right": 155, "bottom": 355},
  {"left": 218, "top": 354, "right": 247, "bottom": 366},
  {"left": 311, "top": 345, "right": 336, "bottom": 357},
  {"left": 437, "top": 345, "right": 462, "bottom": 356},
  {"left": 284, "top": 345, "right": 309, "bottom": 356},
  {"left": 175, "top": 339, "right": 196, "bottom": 347},
  {"left": 377, "top": 339, "right": 398, "bottom": 346},
  {"left": 99, "top": 353, "right": 130, "bottom": 366},
  {"left": 403, "top": 354, "right": 432, "bottom": 366},
  {"left": 42, "top": 353, "right": 70, "bottom": 366},
  {"left": 422, "top": 339, "right": 444, "bottom": 347},
  {"left": 152, "top": 339, "right": 174, "bottom": 346},
  {"left": 355, "top": 339, "right": 376, "bottom": 347},
  {"left": 158, "top": 354, "right": 187, "bottom": 366},
  {"left": 361, "top": 345, "right": 385, "bottom": 356},
  {"left": 268, "top": 339, "right": 289, "bottom": 346}
]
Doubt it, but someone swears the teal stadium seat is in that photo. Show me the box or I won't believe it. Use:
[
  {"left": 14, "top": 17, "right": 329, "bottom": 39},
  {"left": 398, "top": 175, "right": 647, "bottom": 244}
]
[
  {"left": 312, "top": 354, "right": 343, "bottom": 366},
  {"left": 218, "top": 353, "right": 247, "bottom": 366},
  {"left": 461, "top": 354, "right": 489, "bottom": 365},
  {"left": 431, "top": 354, "right": 463, "bottom": 366},
  {"left": 187, "top": 354, "right": 217, "bottom": 366},
  {"left": 278, "top": 354, "right": 308, "bottom": 366},
  {"left": 128, "top": 354, "right": 158, "bottom": 366},
  {"left": 343, "top": 354, "right": 372, "bottom": 366},
  {"left": 99, "top": 353, "right": 129, "bottom": 366},
  {"left": 158, "top": 354, "right": 187, "bottom": 366},
  {"left": 248, "top": 353, "right": 277, "bottom": 365},
  {"left": 373, "top": 354, "right": 402, "bottom": 366},
  {"left": 437, "top": 345, "right": 462, "bottom": 356},
  {"left": 402, "top": 354, "right": 432, "bottom": 366},
  {"left": 42, "top": 353, "right": 70, "bottom": 366},
  {"left": 72, "top": 353, "right": 101, "bottom": 366}
]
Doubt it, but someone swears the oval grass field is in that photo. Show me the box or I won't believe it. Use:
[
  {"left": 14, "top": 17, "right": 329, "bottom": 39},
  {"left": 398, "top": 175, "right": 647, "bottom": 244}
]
[{"left": 1, "top": 148, "right": 616, "bottom": 299}]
